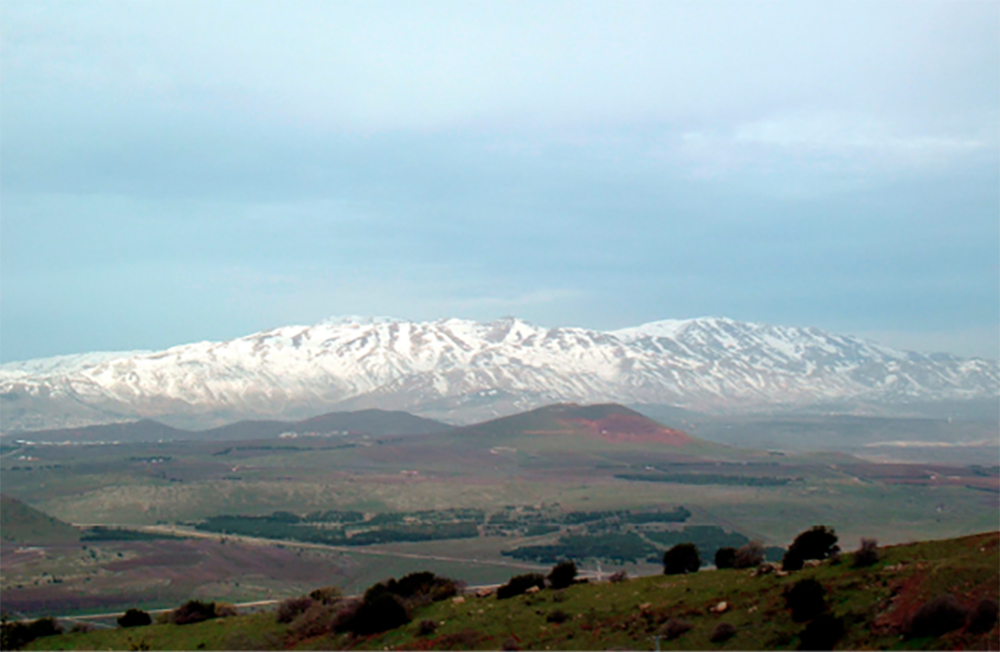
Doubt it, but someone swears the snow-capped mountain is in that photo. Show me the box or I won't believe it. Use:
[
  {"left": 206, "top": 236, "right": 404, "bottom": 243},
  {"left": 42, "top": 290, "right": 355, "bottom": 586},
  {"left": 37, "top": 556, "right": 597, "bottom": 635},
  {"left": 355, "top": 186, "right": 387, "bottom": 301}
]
[{"left": 1, "top": 316, "right": 997, "bottom": 431}]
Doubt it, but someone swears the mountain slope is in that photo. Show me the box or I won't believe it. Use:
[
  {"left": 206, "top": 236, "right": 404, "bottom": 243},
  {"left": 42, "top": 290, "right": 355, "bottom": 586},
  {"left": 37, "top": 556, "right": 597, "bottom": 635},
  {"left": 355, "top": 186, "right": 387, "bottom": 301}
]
[
  {"left": 2, "top": 316, "right": 996, "bottom": 431},
  {"left": 10, "top": 409, "right": 452, "bottom": 443},
  {"left": 0, "top": 495, "right": 80, "bottom": 544},
  {"left": 446, "top": 403, "right": 693, "bottom": 447}
]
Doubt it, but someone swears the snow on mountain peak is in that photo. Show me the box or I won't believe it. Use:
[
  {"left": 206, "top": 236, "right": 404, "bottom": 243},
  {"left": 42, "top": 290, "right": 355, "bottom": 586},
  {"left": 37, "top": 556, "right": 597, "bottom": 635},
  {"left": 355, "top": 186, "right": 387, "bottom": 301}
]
[{"left": 1, "top": 316, "right": 996, "bottom": 431}]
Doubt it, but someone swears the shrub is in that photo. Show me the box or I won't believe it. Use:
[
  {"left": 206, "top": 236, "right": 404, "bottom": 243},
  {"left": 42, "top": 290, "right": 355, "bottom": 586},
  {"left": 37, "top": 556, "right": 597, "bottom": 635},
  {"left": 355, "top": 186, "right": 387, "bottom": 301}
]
[
  {"left": 733, "top": 541, "right": 765, "bottom": 569},
  {"left": 785, "top": 579, "right": 826, "bottom": 622},
  {"left": 547, "top": 560, "right": 577, "bottom": 589},
  {"left": 907, "top": 594, "right": 971, "bottom": 638},
  {"left": 118, "top": 608, "right": 152, "bottom": 628},
  {"left": 852, "top": 538, "right": 879, "bottom": 568},
  {"left": 416, "top": 619, "right": 437, "bottom": 636},
  {"left": 331, "top": 599, "right": 361, "bottom": 633},
  {"left": 787, "top": 526, "right": 839, "bottom": 562},
  {"left": 69, "top": 622, "right": 94, "bottom": 634},
  {"left": 1, "top": 616, "right": 63, "bottom": 650},
  {"left": 710, "top": 622, "right": 737, "bottom": 643},
  {"left": 287, "top": 603, "right": 337, "bottom": 641},
  {"left": 309, "top": 586, "right": 343, "bottom": 605},
  {"left": 714, "top": 547, "right": 736, "bottom": 569},
  {"left": 371, "top": 572, "right": 458, "bottom": 605},
  {"left": 660, "top": 618, "right": 693, "bottom": 640},
  {"left": 608, "top": 570, "right": 628, "bottom": 583},
  {"left": 215, "top": 602, "right": 237, "bottom": 618},
  {"left": 798, "top": 614, "right": 845, "bottom": 650},
  {"left": 277, "top": 596, "right": 313, "bottom": 624},
  {"left": 346, "top": 592, "right": 410, "bottom": 636},
  {"left": 171, "top": 600, "right": 217, "bottom": 625},
  {"left": 782, "top": 549, "right": 804, "bottom": 572},
  {"left": 501, "top": 636, "right": 521, "bottom": 650},
  {"left": 497, "top": 573, "right": 546, "bottom": 599},
  {"left": 967, "top": 598, "right": 999, "bottom": 634},
  {"left": 546, "top": 609, "right": 569, "bottom": 624},
  {"left": 663, "top": 543, "right": 700, "bottom": 575}
]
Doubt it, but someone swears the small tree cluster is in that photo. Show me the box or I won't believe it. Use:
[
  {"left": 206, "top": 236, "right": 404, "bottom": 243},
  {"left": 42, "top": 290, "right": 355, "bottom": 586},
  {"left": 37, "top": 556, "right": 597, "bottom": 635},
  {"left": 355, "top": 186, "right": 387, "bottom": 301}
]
[
  {"left": 907, "top": 594, "right": 971, "bottom": 638},
  {"left": 733, "top": 541, "right": 766, "bottom": 569},
  {"left": 968, "top": 598, "right": 999, "bottom": 634},
  {"left": 497, "top": 573, "right": 545, "bottom": 600},
  {"left": 1, "top": 615, "right": 62, "bottom": 650},
  {"left": 546, "top": 560, "right": 577, "bottom": 589},
  {"left": 784, "top": 579, "right": 827, "bottom": 622},
  {"left": 852, "top": 538, "right": 879, "bottom": 568},
  {"left": 276, "top": 596, "right": 313, "bottom": 624},
  {"left": 783, "top": 526, "right": 839, "bottom": 571},
  {"left": 714, "top": 547, "right": 736, "bottom": 569},
  {"left": 662, "top": 543, "right": 700, "bottom": 575},
  {"left": 117, "top": 608, "right": 152, "bottom": 629},
  {"left": 171, "top": 600, "right": 219, "bottom": 625},
  {"left": 906, "top": 594, "right": 1000, "bottom": 638}
]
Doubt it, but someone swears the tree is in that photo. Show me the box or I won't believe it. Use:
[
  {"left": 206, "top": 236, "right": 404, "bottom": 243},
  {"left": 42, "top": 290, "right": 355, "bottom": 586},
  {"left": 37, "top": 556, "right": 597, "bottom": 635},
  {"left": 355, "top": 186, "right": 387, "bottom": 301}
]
[
  {"left": 497, "top": 573, "right": 546, "bottom": 599},
  {"left": 118, "top": 608, "right": 152, "bottom": 628},
  {"left": 733, "top": 541, "right": 765, "bottom": 569},
  {"left": 714, "top": 547, "right": 736, "bottom": 569},
  {"left": 788, "top": 526, "right": 839, "bottom": 562},
  {"left": 662, "top": 543, "right": 700, "bottom": 575},
  {"left": 784, "top": 579, "right": 826, "bottom": 622},
  {"left": 547, "top": 560, "right": 577, "bottom": 589}
]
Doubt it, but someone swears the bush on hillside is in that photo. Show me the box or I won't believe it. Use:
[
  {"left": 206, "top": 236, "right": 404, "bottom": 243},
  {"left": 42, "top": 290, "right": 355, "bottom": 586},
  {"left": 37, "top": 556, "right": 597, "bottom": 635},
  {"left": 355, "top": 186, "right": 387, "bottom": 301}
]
[
  {"left": 852, "top": 538, "right": 879, "bottom": 568},
  {"left": 608, "top": 570, "right": 628, "bottom": 583},
  {"left": 287, "top": 603, "right": 337, "bottom": 641},
  {"left": 798, "top": 614, "right": 845, "bottom": 650},
  {"left": 375, "top": 571, "right": 458, "bottom": 604},
  {"left": 659, "top": 618, "right": 693, "bottom": 640},
  {"left": 547, "top": 560, "right": 577, "bottom": 589},
  {"left": 967, "top": 598, "right": 999, "bottom": 634},
  {"left": 784, "top": 579, "right": 827, "bottom": 622},
  {"left": 170, "top": 600, "right": 218, "bottom": 625},
  {"left": 907, "top": 594, "right": 971, "bottom": 638},
  {"left": 782, "top": 549, "right": 805, "bottom": 571},
  {"left": 714, "top": 547, "right": 736, "bottom": 569},
  {"left": 497, "top": 573, "right": 546, "bottom": 600},
  {"left": 733, "top": 541, "right": 765, "bottom": 569},
  {"left": 416, "top": 619, "right": 437, "bottom": 636},
  {"left": 663, "top": 543, "right": 700, "bottom": 575},
  {"left": 710, "top": 622, "right": 737, "bottom": 643},
  {"left": 309, "top": 586, "right": 343, "bottom": 605},
  {"left": 546, "top": 609, "right": 570, "bottom": 624},
  {"left": 345, "top": 592, "right": 410, "bottom": 636},
  {"left": 276, "top": 596, "right": 313, "bottom": 624},
  {"left": 788, "top": 526, "right": 839, "bottom": 562},
  {"left": 1, "top": 616, "right": 62, "bottom": 650},
  {"left": 117, "top": 608, "right": 152, "bottom": 628}
]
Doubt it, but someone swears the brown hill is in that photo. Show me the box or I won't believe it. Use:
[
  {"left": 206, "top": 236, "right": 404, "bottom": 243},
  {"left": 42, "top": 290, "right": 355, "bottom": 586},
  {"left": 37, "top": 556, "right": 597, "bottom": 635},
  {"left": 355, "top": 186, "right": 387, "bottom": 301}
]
[{"left": 0, "top": 494, "right": 79, "bottom": 545}]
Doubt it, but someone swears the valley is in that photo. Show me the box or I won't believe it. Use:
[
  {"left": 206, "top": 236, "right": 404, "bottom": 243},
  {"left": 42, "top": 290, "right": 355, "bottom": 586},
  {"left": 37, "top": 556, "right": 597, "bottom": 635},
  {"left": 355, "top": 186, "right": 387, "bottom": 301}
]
[{"left": 2, "top": 404, "right": 997, "bottom": 625}]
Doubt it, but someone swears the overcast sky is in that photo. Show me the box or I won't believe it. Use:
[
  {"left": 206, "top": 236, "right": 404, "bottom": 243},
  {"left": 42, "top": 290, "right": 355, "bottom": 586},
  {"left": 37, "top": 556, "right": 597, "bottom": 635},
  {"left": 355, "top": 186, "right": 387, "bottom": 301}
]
[{"left": 2, "top": 1, "right": 998, "bottom": 362}]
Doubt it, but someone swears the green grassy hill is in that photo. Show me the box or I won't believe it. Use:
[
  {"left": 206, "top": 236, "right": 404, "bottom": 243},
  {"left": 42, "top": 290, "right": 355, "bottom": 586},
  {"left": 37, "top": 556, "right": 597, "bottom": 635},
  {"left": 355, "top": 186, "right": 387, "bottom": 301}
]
[
  {"left": 0, "top": 494, "right": 79, "bottom": 545},
  {"left": 19, "top": 531, "right": 999, "bottom": 650}
]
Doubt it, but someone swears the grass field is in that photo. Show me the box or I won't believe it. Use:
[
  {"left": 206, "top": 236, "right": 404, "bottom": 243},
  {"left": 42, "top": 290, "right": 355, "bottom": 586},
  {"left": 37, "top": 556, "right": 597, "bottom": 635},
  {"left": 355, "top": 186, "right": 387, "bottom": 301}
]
[
  {"left": 3, "top": 410, "right": 997, "bottom": 622},
  {"left": 18, "top": 531, "right": 999, "bottom": 651}
]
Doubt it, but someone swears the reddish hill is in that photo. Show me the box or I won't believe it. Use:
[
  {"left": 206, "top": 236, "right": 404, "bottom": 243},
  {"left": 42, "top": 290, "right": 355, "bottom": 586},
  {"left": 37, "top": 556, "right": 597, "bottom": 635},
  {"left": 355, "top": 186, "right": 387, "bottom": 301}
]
[{"left": 450, "top": 403, "right": 694, "bottom": 447}]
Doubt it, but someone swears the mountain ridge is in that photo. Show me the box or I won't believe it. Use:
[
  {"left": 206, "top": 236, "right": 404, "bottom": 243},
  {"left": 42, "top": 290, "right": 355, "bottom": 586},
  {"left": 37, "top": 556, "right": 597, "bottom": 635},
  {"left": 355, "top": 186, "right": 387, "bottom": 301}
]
[{"left": 1, "top": 316, "right": 996, "bottom": 431}]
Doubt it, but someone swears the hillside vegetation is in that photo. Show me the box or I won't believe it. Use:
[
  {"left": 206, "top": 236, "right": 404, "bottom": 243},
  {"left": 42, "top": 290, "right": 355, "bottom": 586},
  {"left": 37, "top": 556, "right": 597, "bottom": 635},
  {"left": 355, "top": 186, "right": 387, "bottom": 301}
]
[
  {"left": 17, "top": 531, "right": 998, "bottom": 651},
  {"left": 0, "top": 495, "right": 79, "bottom": 545}
]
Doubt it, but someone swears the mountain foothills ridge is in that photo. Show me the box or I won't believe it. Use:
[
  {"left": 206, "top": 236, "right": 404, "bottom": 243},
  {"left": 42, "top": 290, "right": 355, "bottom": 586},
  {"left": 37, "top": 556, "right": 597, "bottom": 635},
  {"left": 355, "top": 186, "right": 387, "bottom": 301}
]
[{"left": 1, "top": 316, "right": 997, "bottom": 431}]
